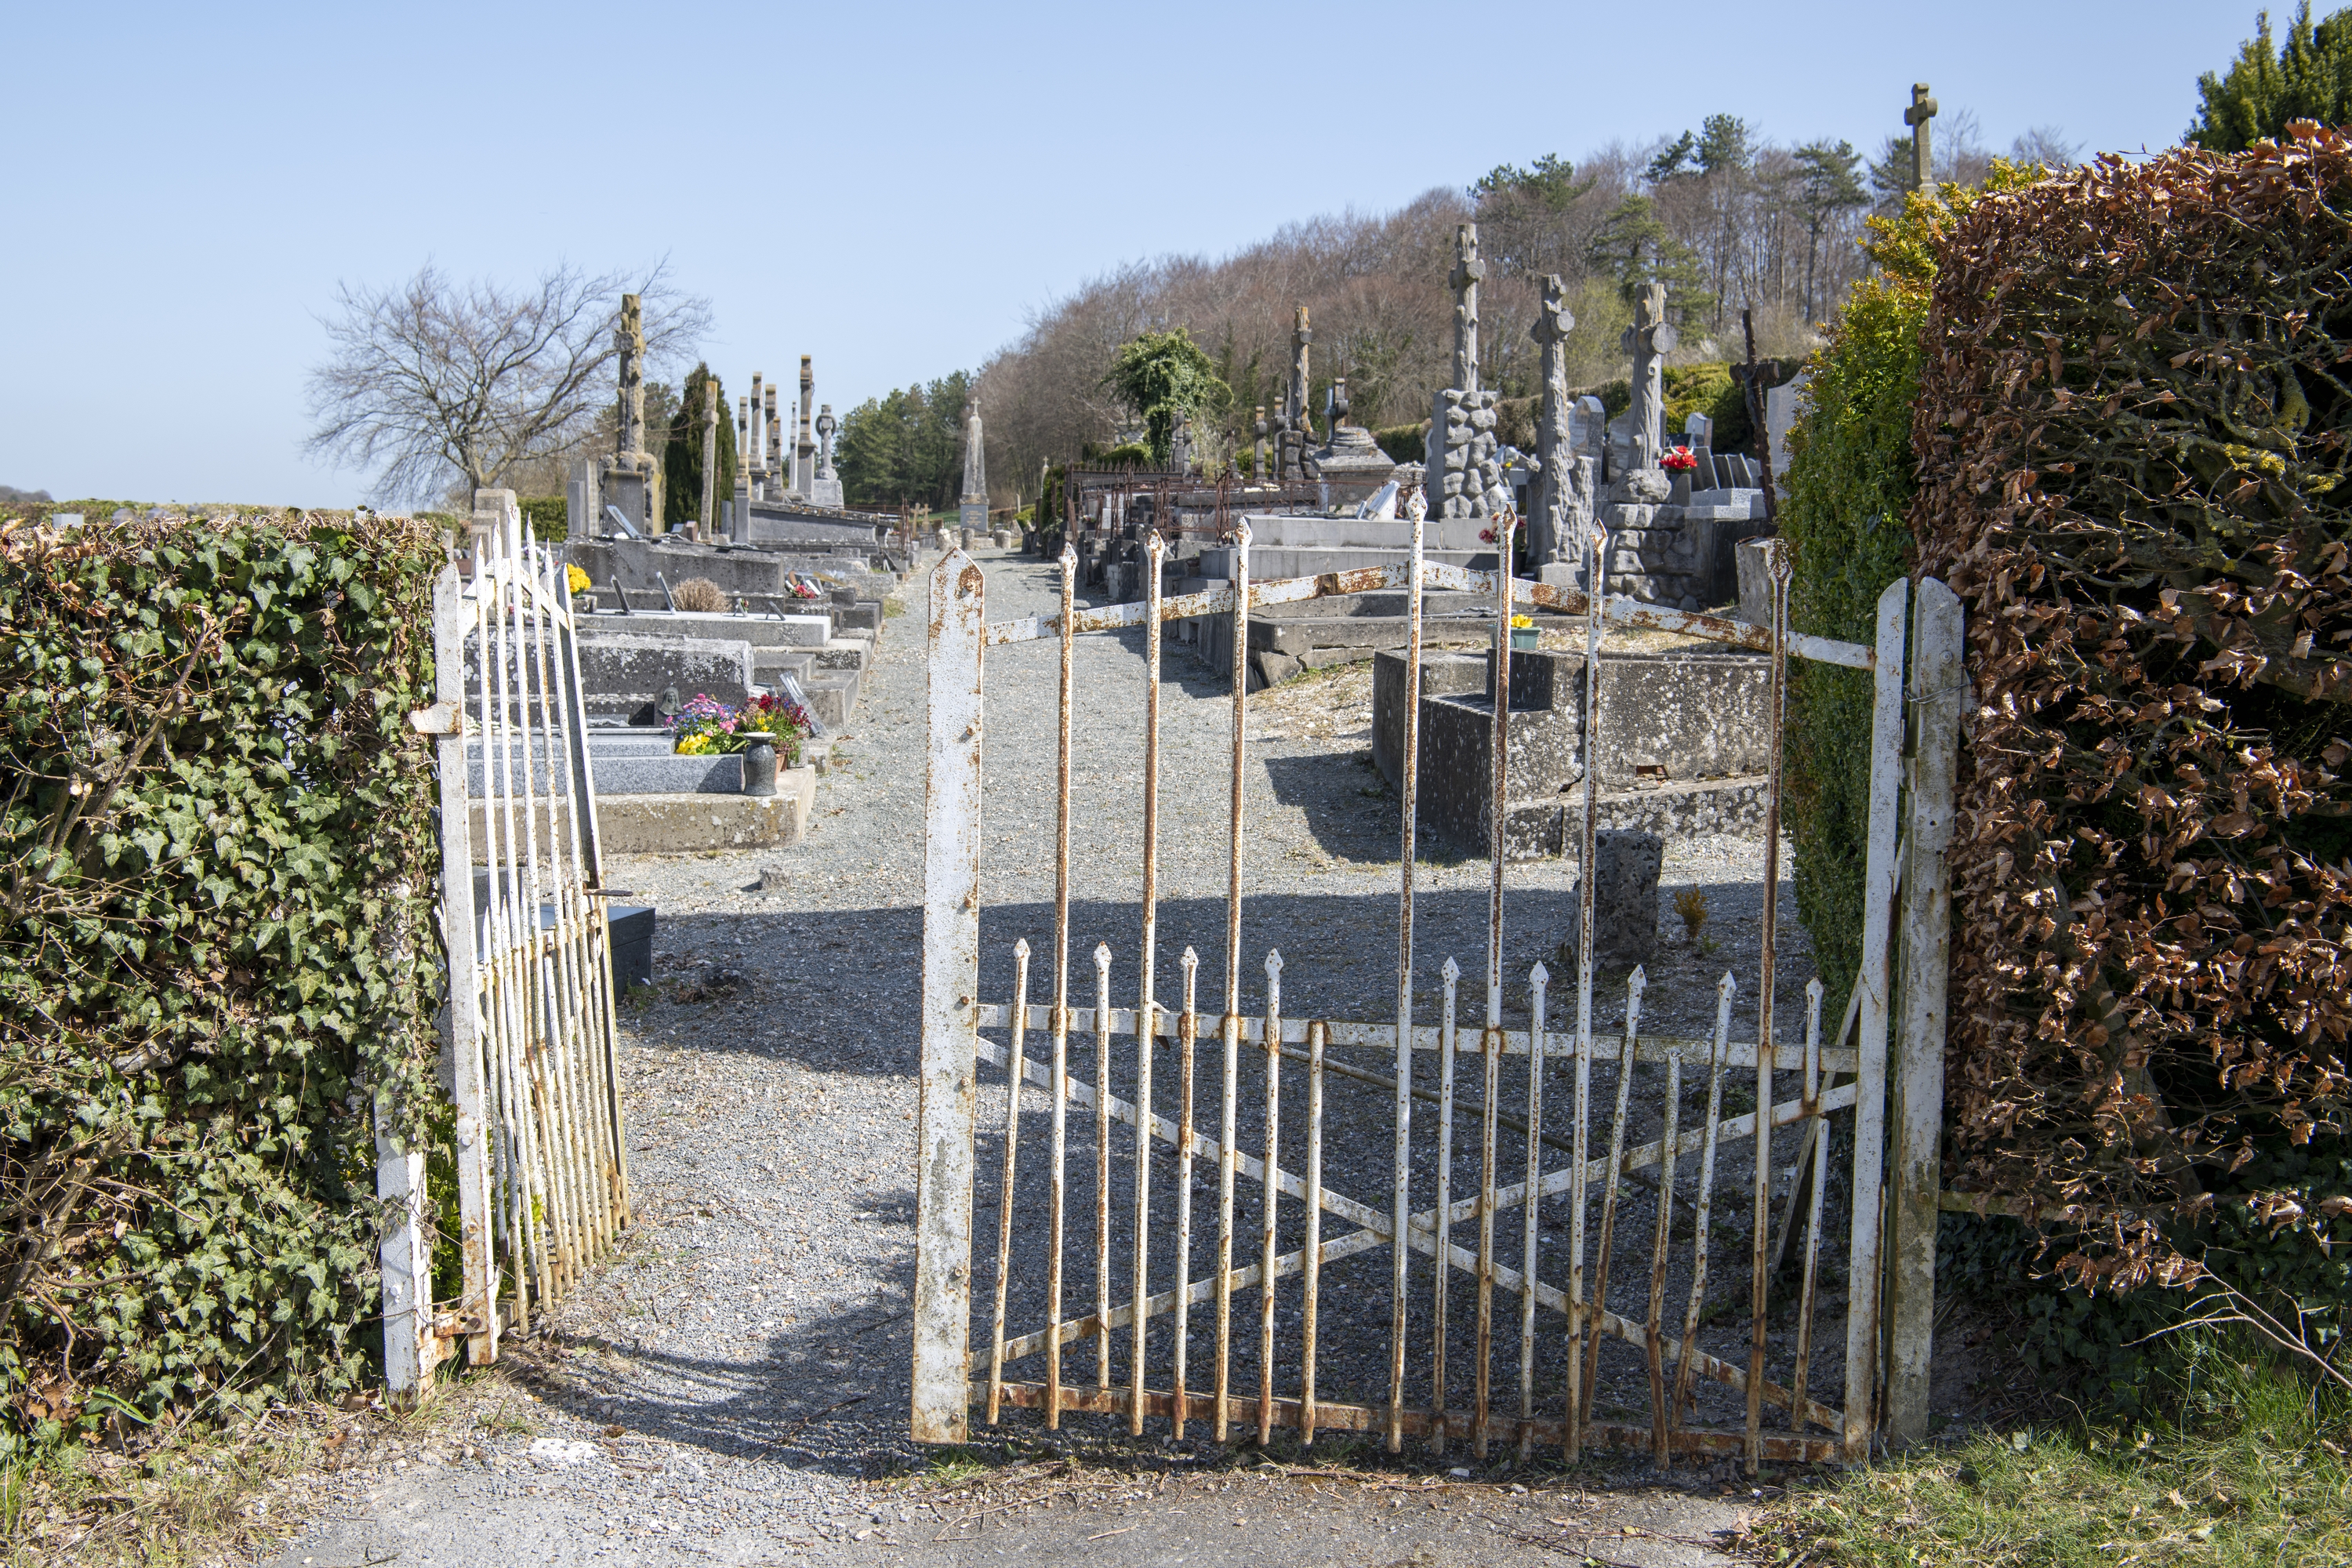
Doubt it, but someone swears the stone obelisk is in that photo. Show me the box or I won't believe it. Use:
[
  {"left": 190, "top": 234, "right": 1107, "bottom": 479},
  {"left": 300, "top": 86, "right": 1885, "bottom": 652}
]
[
  {"left": 1283, "top": 307, "right": 1312, "bottom": 482},
  {"left": 958, "top": 398, "right": 989, "bottom": 537},
  {"left": 749, "top": 372, "right": 766, "bottom": 497}
]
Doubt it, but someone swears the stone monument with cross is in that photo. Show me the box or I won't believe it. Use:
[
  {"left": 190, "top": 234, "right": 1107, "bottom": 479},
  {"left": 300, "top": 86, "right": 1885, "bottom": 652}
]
[
  {"left": 811, "top": 404, "right": 844, "bottom": 507},
  {"left": 1530, "top": 273, "right": 1594, "bottom": 578},
  {"left": 1610, "top": 281, "right": 1678, "bottom": 479},
  {"left": 1907, "top": 82, "right": 1937, "bottom": 190},
  {"left": 599, "top": 293, "right": 660, "bottom": 533},
  {"left": 1279, "top": 306, "right": 1313, "bottom": 483},
  {"left": 1252, "top": 404, "right": 1268, "bottom": 485},
  {"left": 795, "top": 356, "right": 817, "bottom": 498},
  {"left": 701, "top": 377, "right": 721, "bottom": 541},
  {"left": 958, "top": 397, "right": 989, "bottom": 535},
  {"left": 1423, "top": 223, "right": 1505, "bottom": 519}
]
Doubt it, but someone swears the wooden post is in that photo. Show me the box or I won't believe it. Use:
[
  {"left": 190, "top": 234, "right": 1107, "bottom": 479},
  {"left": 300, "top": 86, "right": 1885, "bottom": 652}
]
[
  {"left": 1842, "top": 576, "right": 1909, "bottom": 1459},
  {"left": 1886, "top": 576, "right": 1962, "bottom": 1447}
]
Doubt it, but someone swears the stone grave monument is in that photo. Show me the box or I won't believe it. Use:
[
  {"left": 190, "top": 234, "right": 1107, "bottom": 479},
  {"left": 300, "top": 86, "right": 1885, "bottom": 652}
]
[
  {"left": 1424, "top": 224, "right": 1505, "bottom": 519},
  {"left": 958, "top": 397, "right": 988, "bottom": 536},
  {"left": 599, "top": 295, "right": 660, "bottom": 534},
  {"left": 811, "top": 404, "right": 844, "bottom": 507}
]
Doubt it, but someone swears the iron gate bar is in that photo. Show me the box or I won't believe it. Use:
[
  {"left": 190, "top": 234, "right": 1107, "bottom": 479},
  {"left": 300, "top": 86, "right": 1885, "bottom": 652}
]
[
  {"left": 971, "top": 1004, "right": 1862, "bottom": 1076},
  {"left": 977, "top": 1381, "right": 1843, "bottom": 1465},
  {"left": 916, "top": 524, "right": 1944, "bottom": 1459},
  {"left": 980, "top": 560, "right": 1876, "bottom": 672},
  {"left": 971, "top": 993, "right": 1854, "bottom": 1436}
]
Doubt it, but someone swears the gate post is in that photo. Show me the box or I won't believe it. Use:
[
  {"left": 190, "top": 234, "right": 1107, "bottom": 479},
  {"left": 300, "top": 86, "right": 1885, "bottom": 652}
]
[
  {"left": 913, "top": 549, "right": 986, "bottom": 1443},
  {"left": 1886, "top": 577, "right": 1963, "bottom": 1446},
  {"left": 430, "top": 564, "right": 499, "bottom": 1367},
  {"left": 1842, "top": 577, "right": 1907, "bottom": 1460}
]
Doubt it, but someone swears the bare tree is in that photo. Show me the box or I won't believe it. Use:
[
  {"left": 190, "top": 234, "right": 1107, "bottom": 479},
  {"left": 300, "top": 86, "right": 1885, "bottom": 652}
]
[{"left": 303, "top": 262, "right": 710, "bottom": 506}]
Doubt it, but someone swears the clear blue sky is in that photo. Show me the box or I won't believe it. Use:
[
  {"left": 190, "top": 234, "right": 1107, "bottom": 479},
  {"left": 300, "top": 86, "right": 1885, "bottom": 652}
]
[{"left": 6, "top": 1, "right": 2252, "bottom": 505}]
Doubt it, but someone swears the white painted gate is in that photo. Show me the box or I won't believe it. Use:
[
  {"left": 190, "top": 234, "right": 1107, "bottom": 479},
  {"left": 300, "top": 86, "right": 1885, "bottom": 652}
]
[
  {"left": 381, "top": 494, "right": 632, "bottom": 1396},
  {"left": 912, "top": 521, "right": 1960, "bottom": 1466}
]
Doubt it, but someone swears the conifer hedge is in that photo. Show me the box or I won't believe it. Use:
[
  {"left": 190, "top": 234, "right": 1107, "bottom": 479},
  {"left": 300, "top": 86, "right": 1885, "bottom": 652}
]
[{"left": 0, "top": 509, "right": 447, "bottom": 1453}]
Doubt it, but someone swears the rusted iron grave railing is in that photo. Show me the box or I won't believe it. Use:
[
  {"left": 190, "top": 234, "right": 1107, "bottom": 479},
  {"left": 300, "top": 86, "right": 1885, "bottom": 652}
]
[
  {"left": 912, "top": 521, "right": 1962, "bottom": 1468},
  {"left": 381, "top": 494, "right": 632, "bottom": 1400}
]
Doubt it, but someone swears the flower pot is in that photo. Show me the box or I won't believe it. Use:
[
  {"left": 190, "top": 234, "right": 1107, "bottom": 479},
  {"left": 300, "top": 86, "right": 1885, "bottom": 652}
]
[{"left": 1509, "top": 627, "right": 1539, "bottom": 652}]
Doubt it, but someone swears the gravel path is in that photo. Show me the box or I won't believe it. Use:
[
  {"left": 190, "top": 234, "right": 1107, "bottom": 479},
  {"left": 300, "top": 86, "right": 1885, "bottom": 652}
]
[{"left": 262, "top": 546, "right": 1825, "bottom": 1567}]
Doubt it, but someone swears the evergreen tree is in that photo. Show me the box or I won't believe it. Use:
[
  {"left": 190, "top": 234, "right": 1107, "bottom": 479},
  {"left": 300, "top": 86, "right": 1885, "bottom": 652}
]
[
  {"left": 835, "top": 370, "right": 975, "bottom": 509},
  {"left": 661, "top": 363, "right": 734, "bottom": 530},
  {"left": 1589, "top": 194, "right": 1715, "bottom": 324},
  {"left": 1793, "top": 140, "right": 1868, "bottom": 321},
  {"left": 1103, "top": 329, "right": 1229, "bottom": 464},
  {"left": 2189, "top": 4, "right": 2352, "bottom": 151}
]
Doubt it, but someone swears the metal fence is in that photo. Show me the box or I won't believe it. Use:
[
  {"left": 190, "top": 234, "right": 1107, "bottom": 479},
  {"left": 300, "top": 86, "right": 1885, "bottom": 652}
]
[
  {"left": 381, "top": 495, "right": 632, "bottom": 1397},
  {"left": 912, "top": 521, "right": 1960, "bottom": 1466}
]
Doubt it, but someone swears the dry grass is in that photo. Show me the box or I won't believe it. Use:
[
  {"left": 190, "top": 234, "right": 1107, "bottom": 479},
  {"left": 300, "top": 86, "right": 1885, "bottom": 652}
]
[{"left": 671, "top": 576, "right": 729, "bottom": 613}]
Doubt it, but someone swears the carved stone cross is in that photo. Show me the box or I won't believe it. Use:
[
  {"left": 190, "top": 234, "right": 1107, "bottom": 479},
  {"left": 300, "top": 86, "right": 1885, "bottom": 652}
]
[
  {"left": 1619, "top": 281, "right": 1678, "bottom": 470},
  {"left": 1448, "top": 223, "right": 1484, "bottom": 392},
  {"left": 615, "top": 293, "right": 647, "bottom": 460},
  {"left": 1905, "top": 82, "right": 1938, "bottom": 191},
  {"left": 1530, "top": 274, "right": 1577, "bottom": 562},
  {"left": 815, "top": 404, "right": 837, "bottom": 481}
]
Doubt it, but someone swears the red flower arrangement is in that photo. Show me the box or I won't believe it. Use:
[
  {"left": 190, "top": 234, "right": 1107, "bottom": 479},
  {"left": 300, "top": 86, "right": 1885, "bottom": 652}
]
[{"left": 1661, "top": 446, "right": 1700, "bottom": 473}]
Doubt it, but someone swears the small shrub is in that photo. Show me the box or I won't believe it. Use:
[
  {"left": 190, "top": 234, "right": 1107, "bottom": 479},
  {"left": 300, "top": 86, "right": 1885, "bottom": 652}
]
[
  {"left": 1672, "top": 886, "right": 1710, "bottom": 942},
  {"left": 671, "top": 576, "right": 728, "bottom": 613}
]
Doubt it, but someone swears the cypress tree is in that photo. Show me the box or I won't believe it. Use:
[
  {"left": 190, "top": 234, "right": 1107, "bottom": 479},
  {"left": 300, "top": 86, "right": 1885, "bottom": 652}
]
[{"left": 662, "top": 363, "right": 735, "bottom": 531}]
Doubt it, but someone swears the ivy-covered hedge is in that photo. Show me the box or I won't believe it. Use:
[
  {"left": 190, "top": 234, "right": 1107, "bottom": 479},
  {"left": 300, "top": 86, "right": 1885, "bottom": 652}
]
[{"left": 0, "top": 510, "right": 448, "bottom": 1454}]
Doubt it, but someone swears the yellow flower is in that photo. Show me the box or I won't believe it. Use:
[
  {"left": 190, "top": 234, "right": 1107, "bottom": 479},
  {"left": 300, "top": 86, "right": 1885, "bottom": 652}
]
[
  {"left": 566, "top": 563, "right": 591, "bottom": 594},
  {"left": 1510, "top": 614, "right": 1534, "bottom": 629},
  {"left": 676, "top": 733, "right": 713, "bottom": 755}
]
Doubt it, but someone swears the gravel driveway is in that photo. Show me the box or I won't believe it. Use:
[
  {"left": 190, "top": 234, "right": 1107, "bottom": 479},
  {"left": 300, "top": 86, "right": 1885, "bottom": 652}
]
[{"left": 263, "top": 546, "right": 1813, "bottom": 1568}]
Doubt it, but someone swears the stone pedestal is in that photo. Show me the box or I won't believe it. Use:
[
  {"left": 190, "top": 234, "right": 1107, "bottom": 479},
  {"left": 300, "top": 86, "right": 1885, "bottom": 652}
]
[
  {"left": 604, "top": 466, "right": 654, "bottom": 535},
  {"left": 808, "top": 477, "right": 844, "bottom": 508},
  {"left": 959, "top": 499, "right": 987, "bottom": 535},
  {"left": 1425, "top": 388, "right": 1506, "bottom": 517}
]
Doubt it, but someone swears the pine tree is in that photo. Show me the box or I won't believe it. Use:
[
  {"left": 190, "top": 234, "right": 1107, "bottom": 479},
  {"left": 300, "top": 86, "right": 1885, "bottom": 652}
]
[
  {"left": 2190, "top": 4, "right": 2352, "bottom": 151},
  {"left": 661, "top": 363, "right": 734, "bottom": 531}
]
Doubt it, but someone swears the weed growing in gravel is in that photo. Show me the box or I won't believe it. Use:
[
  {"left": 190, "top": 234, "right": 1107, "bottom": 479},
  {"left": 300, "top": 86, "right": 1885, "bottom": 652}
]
[{"left": 922, "top": 1448, "right": 990, "bottom": 1488}]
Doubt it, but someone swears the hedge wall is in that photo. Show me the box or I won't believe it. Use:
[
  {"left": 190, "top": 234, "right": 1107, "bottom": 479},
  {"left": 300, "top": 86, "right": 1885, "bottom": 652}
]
[
  {"left": 1908, "top": 129, "right": 2352, "bottom": 1299},
  {"left": 0, "top": 510, "right": 448, "bottom": 1452}
]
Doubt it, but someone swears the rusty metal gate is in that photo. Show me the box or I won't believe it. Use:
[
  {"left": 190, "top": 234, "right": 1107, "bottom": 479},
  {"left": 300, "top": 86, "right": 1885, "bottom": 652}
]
[
  {"left": 379, "top": 493, "right": 632, "bottom": 1399},
  {"left": 912, "top": 521, "right": 1959, "bottom": 1468}
]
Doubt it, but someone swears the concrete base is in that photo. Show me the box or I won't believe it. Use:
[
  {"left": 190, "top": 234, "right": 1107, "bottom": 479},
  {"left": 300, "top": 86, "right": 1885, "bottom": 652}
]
[{"left": 1501, "top": 775, "right": 1773, "bottom": 858}]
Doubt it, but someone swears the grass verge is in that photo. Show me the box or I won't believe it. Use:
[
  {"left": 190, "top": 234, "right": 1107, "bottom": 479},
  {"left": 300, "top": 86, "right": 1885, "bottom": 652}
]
[{"left": 1759, "top": 1355, "right": 2352, "bottom": 1566}]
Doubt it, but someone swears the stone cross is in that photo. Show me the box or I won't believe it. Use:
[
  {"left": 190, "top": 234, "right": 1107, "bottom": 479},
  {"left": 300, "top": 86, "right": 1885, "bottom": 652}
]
[
  {"left": 1448, "top": 223, "right": 1484, "bottom": 393},
  {"left": 1620, "top": 282, "right": 1679, "bottom": 470},
  {"left": 1530, "top": 273, "right": 1577, "bottom": 563},
  {"left": 615, "top": 293, "right": 648, "bottom": 459},
  {"left": 1906, "top": 82, "right": 1937, "bottom": 190},
  {"left": 699, "top": 378, "right": 718, "bottom": 535},
  {"left": 797, "top": 355, "right": 816, "bottom": 495},
  {"left": 815, "top": 405, "right": 837, "bottom": 480}
]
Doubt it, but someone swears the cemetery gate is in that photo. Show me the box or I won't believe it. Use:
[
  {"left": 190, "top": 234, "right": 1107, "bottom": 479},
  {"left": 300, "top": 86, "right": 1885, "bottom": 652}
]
[
  {"left": 379, "top": 494, "right": 632, "bottom": 1398},
  {"left": 911, "top": 525, "right": 1962, "bottom": 1468}
]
